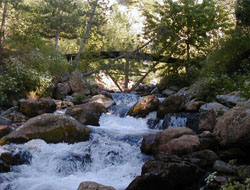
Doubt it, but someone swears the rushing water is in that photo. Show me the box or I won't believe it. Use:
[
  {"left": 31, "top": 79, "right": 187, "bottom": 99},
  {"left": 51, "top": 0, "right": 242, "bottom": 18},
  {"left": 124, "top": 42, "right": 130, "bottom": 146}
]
[{"left": 0, "top": 93, "right": 159, "bottom": 190}]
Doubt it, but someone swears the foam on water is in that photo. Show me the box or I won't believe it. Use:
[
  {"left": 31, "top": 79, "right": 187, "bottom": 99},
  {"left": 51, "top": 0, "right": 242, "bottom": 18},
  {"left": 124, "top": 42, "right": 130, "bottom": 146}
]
[{"left": 0, "top": 93, "right": 158, "bottom": 190}]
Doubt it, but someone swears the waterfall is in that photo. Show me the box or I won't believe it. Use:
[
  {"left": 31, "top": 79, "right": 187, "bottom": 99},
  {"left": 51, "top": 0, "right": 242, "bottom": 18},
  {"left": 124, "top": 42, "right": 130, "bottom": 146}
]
[{"left": 0, "top": 93, "right": 156, "bottom": 190}]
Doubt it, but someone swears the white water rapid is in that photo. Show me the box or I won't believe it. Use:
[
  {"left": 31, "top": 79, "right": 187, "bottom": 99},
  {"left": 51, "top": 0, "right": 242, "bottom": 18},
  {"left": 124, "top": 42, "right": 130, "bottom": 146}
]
[{"left": 0, "top": 93, "right": 160, "bottom": 190}]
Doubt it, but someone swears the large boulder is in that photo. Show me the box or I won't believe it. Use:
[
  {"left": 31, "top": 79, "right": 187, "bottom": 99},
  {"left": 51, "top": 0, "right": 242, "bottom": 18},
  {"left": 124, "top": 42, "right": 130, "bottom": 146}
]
[
  {"left": 216, "top": 92, "right": 246, "bottom": 108},
  {"left": 158, "top": 135, "right": 200, "bottom": 156},
  {"left": 53, "top": 83, "right": 69, "bottom": 100},
  {"left": 85, "top": 94, "right": 115, "bottom": 109},
  {"left": 0, "top": 114, "right": 91, "bottom": 145},
  {"left": 77, "top": 181, "right": 116, "bottom": 190},
  {"left": 198, "top": 102, "right": 229, "bottom": 132},
  {"left": 157, "top": 94, "right": 183, "bottom": 119},
  {"left": 19, "top": 98, "right": 57, "bottom": 117},
  {"left": 152, "top": 127, "right": 199, "bottom": 156},
  {"left": 176, "top": 82, "right": 202, "bottom": 102},
  {"left": 66, "top": 102, "right": 107, "bottom": 126},
  {"left": 184, "top": 101, "right": 205, "bottom": 112},
  {"left": 128, "top": 95, "right": 159, "bottom": 118},
  {"left": 126, "top": 154, "right": 206, "bottom": 190},
  {"left": 213, "top": 100, "right": 250, "bottom": 148},
  {"left": 155, "top": 127, "right": 194, "bottom": 145},
  {"left": 69, "top": 71, "right": 90, "bottom": 95}
]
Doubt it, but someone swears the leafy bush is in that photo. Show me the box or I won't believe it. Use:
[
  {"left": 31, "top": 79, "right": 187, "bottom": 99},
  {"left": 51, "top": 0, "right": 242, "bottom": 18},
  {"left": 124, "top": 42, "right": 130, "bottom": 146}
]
[
  {"left": 221, "top": 178, "right": 250, "bottom": 190},
  {"left": 74, "top": 93, "right": 88, "bottom": 104},
  {"left": 0, "top": 59, "right": 41, "bottom": 106}
]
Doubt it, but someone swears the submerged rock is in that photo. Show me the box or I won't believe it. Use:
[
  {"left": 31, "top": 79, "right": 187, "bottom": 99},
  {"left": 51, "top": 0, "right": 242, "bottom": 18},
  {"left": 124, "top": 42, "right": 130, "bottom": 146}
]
[
  {"left": 19, "top": 98, "right": 57, "bottom": 117},
  {"left": 77, "top": 181, "right": 116, "bottom": 190},
  {"left": 0, "top": 114, "right": 91, "bottom": 145},
  {"left": 128, "top": 95, "right": 159, "bottom": 118}
]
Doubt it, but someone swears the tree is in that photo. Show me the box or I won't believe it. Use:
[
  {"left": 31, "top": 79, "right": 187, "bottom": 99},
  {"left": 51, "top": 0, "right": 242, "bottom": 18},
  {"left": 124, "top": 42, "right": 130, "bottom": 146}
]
[
  {"left": 236, "top": 0, "right": 250, "bottom": 30},
  {"left": 31, "top": 0, "right": 82, "bottom": 50},
  {"left": 144, "top": 0, "right": 232, "bottom": 62}
]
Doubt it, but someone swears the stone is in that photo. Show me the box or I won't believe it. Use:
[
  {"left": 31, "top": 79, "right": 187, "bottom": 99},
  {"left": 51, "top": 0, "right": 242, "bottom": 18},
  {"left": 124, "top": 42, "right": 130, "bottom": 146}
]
[
  {"left": 1, "top": 150, "right": 32, "bottom": 166},
  {"left": 69, "top": 71, "right": 90, "bottom": 94},
  {"left": 128, "top": 95, "right": 159, "bottom": 118},
  {"left": 162, "top": 89, "right": 175, "bottom": 96},
  {"left": 126, "top": 153, "right": 206, "bottom": 190},
  {"left": 158, "top": 135, "right": 200, "bottom": 156},
  {"left": 53, "top": 83, "right": 68, "bottom": 100},
  {"left": 157, "top": 94, "right": 183, "bottom": 119},
  {"left": 184, "top": 101, "right": 205, "bottom": 112},
  {"left": 198, "top": 102, "right": 229, "bottom": 132},
  {"left": 176, "top": 82, "right": 202, "bottom": 102},
  {"left": 213, "top": 100, "right": 250, "bottom": 148},
  {"left": 190, "top": 150, "right": 218, "bottom": 168},
  {"left": 216, "top": 92, "right": 246, "bottom": 108},
  {"left": 19, "top": 98, "right": 57, "bottom": 117},
  {"left": 155, "top": 127, "right": 194, "bottom": 145},
  {"left": 213, "top": 160, "right": 237, "bottom": 175},
  {"left": 77, "top": 181, "right": 116, "bottom": 190},
  {"left": 0, "top": 114, "right": 91, "bottom": 145},
  {"left": 0, "top": 125, "right": 13, "bottom": 139},
  {"left": 85, "top": 94, "right": 115, "bottom": 109},
  {"left": 65, "top": 102, "right": 107, "bottom": 126},
  {"left": 140, "top": 134, "right": 158, "bottom": 155},
  {"left": 150, "top": 87, "right": 160, "bottom": 94}
]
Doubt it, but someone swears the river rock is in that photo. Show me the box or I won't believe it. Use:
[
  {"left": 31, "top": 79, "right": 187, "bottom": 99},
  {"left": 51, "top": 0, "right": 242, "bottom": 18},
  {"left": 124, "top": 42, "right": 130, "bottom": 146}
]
[
  {"left": 85, "top": 94, "right": 115, "bottom": 109},
  {"left": 184, "top": 101, "right": 205, "bottom": 112},
  {"left": 157, "top": 94, "right": 183, "bottom": 119},
  {"left": 69, "top": 71, "right": 90, "bottom": 95},
  {"left": 126, "top": 153, "right": 206, "bottom": 190},
  {"left": 155, "top": 127, "right": 194, "bottom": 145},
  {"left": 77, "top": 181, "right": 116, "bottom": 190},
  {"left": 19, "top": 98, "right": 57, "bottom": 117},
  {"left": 198, "top": 102, "right": 229, "bottom": 132},
  {"left": 213, "top": 100, "right": 250, "bottom": 148},
  {"left": 213, "top": 160, "right": 237, "bottom": 175},
  {"left": 0, "top": 125, "right": 13, "bottom": 139},
  {"left": 66, "top": 102, "right": 107, "bottom": 126},
  {"left": 176, "top": 82, "right": 202, "bottom": 102},
  {"left": 190, "top": 150, "right": 218, "bottom": 169},
  {"left": 0, "top": 114, "right": 91, "bottom": 145},
  {"left": 128, "top": 95, "right": 159, "bottom": 118},
  {"left": 216, "top": 92, "right": 246, "bottom": 108},
  {"left": 158, "top": 135, "right": 200, "bottom": 156},
  {"left": 53, "top": 83, "right": 68, "bottom": 100},
  {"left": 140, "top": 134, "right": 158, "bottom": 155},
  {"left": 1, "top": 150, "right": 32, "bottom": 166},
  {"left": 162, "top": 89, "right": 175, "bottom": 96}
]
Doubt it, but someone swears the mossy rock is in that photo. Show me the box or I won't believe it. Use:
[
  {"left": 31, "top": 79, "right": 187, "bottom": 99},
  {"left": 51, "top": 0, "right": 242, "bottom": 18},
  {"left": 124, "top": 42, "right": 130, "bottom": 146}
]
[{"left": 0, "top": 114, "right": 91, "bottom": 145}]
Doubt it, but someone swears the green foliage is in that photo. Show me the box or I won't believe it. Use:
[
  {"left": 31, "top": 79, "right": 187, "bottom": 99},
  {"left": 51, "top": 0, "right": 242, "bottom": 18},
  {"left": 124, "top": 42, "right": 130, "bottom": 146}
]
[
  {"left": 221, "top": 178, "right": 250, "bottom": 190},
  {"left": 199, "top": 28, "right": 250, "bottom": 99},
  {"left": 236, "top": 0, "right": 250, "bottom": 29},
  {"left": 0, "top": 59, "right": 41, "bottom": 105},
  {"left": 74, "top": 93, "right": 88, "bottom": 104}
]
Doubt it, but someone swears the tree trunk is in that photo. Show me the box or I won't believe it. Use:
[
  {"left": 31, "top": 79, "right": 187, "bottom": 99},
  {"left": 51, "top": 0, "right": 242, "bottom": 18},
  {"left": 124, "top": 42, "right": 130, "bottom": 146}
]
[
  {"left": 105, "top": 70, "right": 123, "bottom": 92},
  {"left": 129, "top": 62, "right": 160, "bottom": 92},
  {"left": 55, "top": 25, "right": 60, "bottom": 50},
  {"left": 73, "top": 0, "right": 98, "bottom": 66},
  {"left": 124, "top": 58, "right": 130, "bottom": 91},
  {"left": 0, "top": 0, "right": 8, "bottom": 61}
]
